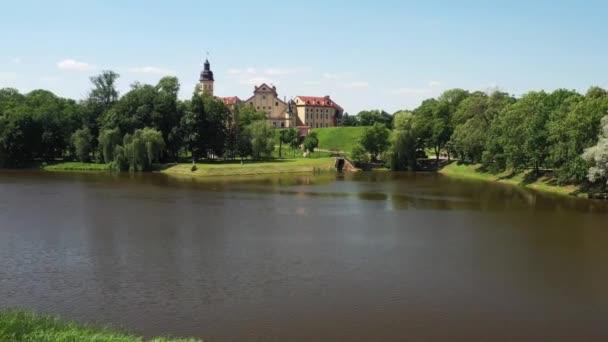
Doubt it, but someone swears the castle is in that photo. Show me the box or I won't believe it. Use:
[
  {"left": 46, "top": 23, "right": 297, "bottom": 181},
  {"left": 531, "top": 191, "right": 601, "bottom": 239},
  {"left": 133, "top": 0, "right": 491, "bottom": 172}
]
[{"left": 199, "top": 58, "right": 344, "bottom": 130}]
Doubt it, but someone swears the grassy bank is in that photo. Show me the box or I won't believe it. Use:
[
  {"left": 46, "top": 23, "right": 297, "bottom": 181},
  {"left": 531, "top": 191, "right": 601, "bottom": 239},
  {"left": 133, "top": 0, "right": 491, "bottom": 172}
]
[
  {"left": 312, "top": 126, "right": 365, "bottom": 152},
  {"left": 43, "top": 162, "right": 109, "bottom": 171},
  {"left": 161, "top": 157, "right": 336, "bottom": 177},
  {"left": 439, "top": 163, "right": 582, "bottom": 197},
  {"left": 0, "top": 310, "right": 200, "bottom": 342}
]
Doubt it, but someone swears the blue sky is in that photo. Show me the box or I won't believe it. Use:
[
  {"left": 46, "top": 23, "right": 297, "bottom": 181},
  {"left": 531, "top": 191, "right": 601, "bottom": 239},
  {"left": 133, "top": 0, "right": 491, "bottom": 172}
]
[{"left": 1, "top": 0, "right": 607, "bottom": 114}]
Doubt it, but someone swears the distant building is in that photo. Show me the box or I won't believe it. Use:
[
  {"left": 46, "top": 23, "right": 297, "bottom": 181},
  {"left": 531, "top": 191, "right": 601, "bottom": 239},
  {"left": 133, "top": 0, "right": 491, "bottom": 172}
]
[
  {"left": 219, "top": 96, "right": 242, "bottom": 111},
  {"left": 198, "top": 57, "right": 343, "bottom": 130},
  {"left": 294, "top": 96, "right": 343, "bottom": 128},
  {"left": 243, "top": 84, "right": 291, "bottom": 128},
  {"left": 199, "top": 59, "right": 214, "bottom": 96}
]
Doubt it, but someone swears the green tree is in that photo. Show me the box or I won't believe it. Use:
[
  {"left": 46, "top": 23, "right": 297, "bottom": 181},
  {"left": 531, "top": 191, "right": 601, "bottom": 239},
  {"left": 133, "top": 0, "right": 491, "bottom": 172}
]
[
  {"left": 360, "top": 122, "right": 390, "bottom": 161},
  {"left": 350, "top": 143, "right": 369, "bottom": 166},
  {"left": 389, "top": 111, "right": 418, "bottom": 171},
  {"left": 303, "top": 131, "right": 319, "bottom": 157},
  {"left": 121, "top": 127, "right": 165, "bottom": 171},
  {"left": 98, "top": 128, "right": 122, "bottom": 163},
  {"left": 249, "top": 121, "right": 274, "bottom": 160},
  {"left": 278, "top": 129, "right": 298, "bottom": 158},
  {"left": 71, "top": 127, "right": 93, "bottom": 162},
  {"left": 357, "top": 110, "right": 393, "bottom": 128},
  {"left": 582, "top": 115, "right": 608, "bottom": 185}
]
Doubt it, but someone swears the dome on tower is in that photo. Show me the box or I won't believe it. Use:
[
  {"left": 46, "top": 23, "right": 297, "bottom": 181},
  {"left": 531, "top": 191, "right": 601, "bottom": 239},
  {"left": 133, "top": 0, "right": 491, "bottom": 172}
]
[{"left": 199, "top": 59, "right": 214, "bottom": 82}]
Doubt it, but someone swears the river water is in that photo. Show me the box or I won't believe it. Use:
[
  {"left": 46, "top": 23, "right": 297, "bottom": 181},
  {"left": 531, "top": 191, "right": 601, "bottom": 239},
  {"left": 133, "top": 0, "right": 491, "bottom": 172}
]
[{"left": 1, "top": 170, "right": 608, "bottom": 341}]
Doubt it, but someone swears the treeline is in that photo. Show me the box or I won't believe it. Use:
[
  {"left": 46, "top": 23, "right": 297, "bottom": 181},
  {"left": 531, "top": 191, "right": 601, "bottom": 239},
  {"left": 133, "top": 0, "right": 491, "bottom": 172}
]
[
  {"left": 0, "top": 71, "right": 293, "bottom": 170},
  {"left": 351, "top": 88, "right": 608, "bottom": 188}
]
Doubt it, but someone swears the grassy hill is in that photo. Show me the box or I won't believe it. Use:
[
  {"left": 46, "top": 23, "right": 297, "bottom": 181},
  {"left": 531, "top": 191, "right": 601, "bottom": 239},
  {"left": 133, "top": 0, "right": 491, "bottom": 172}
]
[{"left": 312, "top": 127, "right": 365, "bottom": 152}]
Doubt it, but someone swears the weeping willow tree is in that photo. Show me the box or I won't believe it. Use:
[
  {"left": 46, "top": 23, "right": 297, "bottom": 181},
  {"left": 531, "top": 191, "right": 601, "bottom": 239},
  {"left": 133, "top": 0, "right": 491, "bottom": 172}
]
[
  {"left": 583, "top": 115, "right": 608, "bottom": 186},
  {"left": 111, "top": 127, "right": 165, "bottom": 171}
]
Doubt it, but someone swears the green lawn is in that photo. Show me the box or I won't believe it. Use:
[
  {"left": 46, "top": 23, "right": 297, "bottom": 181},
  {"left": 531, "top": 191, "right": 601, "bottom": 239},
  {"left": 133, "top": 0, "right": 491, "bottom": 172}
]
[
  {"left": 162, "top": 157, "right": 336, "bottom": 177},
  {"left": 0, "top": 310, "right": 201, "bottom": 342},
  {"left": 43, "top": 162, "right": 109, "bottom": 171},
  {"left": 439, "top": 162, "right": 582, "bottom": 197},
  {"left": 312, "top": 126, "right": 365, "bottom": 152}
]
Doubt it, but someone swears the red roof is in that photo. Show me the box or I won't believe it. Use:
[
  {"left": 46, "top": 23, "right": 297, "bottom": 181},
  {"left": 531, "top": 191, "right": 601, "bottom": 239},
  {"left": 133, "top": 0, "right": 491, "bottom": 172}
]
[
  {"left": 296, "top": 96, "right": 341, "bottom": 109},
  {"left": 219, "top": 96, "right": 241, "bottom": 105}
]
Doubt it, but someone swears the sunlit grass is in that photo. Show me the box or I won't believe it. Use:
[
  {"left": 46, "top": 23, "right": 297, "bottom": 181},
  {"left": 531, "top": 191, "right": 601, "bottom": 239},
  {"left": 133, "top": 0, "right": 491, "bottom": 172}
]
[
  {"left": 439, "top": 162, "right": 581, "bottom": 197},
  {"left": 162, "top": 157, "right": 336, "bottom": 177},
  {"left": 0, "top": 310, "right": 201, "bottom": 342},
  {"left": 311, "top": 127, "right": 365, "bottom": 152},
  {"left": 43, "top": 162, "right": 109, "bottom": 171}
]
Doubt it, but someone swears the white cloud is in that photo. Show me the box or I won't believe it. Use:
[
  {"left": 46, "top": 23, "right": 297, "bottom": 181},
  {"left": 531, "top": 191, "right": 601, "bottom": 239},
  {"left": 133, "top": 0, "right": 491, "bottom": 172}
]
[
  {"left": 322, "top": 72, "right": 353, "bottom": 80},
  {"left": 128, "top": 66, "right": 175, "bottom": 75},
  {"left": 227, "top": 67, "right": 257, "bottom": 75},
  {"left": 303, "top": 81, "right": 321, "bottom": 86},
  {"left": 57, "top": 59, "right": 95, "bottom": 71},
  {"left": 238, "top": 77, "right": 278, "bottom": 86},
  {"left": 11, "top": 58, "right": 21, "bottom": 64},
  {"left": 428, "top": 80, "right": 444, "bottom": 88},
  {"left": 341, "top": 81, "right": 369, "bottom": 89},
  {"left": 0, "top": 72, "right": 17, "bottom": 81},
  {"left": 392, "top": 88, "right": 433, "bottom": 96},
  {"left": 40, "top": 76, "right": 60, "bottom": 82},
  {"left": 264, "top": 68, "right": 298, "bottom": 76}
]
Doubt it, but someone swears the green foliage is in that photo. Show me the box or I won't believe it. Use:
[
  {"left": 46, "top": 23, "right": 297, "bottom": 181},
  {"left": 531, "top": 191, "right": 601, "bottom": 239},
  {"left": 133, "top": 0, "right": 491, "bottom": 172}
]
[
  {"left": 279, "top": 128, "right": 299, "bottom": 158},
  {"left": 303, "top": 131, "right": 320, "bottom": 155},
  {"left": 357, "top": 109, "right": 393, "bottom": 128},
  {"left": 121, "top": 127, "right": 165, "bottom": 171},
  {"left": 0, "top": 310, "right": 200, "bottom": 342},
  {"left": 312, "top": 126, "right": 365, "bottom": 152},
  {"left": 98, "top": 128, "right": 122, "bottom": 163},
  {"left": 350, "top": 143, "right": 369, "bottom": 166},
  {"left": 71, "top": 127, "right": 93, "bottom": 162},
  {"left": 583, "top": 115, "right": 608, "bottom": 184},
  {"left": 389, "top": 113, "right": 418, "bottom": 171},
  {"left": 249, "top": 121, "right": 274, "bottom": 160},
  {"left": 360, "top": 122, "right": 390, "bottom": 161}
]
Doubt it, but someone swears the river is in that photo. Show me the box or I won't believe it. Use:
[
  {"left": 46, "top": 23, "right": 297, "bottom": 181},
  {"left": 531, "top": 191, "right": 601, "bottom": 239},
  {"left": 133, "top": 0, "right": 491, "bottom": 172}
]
[{"left": 1, "top": 170, "right": 608, "bottom": 341}]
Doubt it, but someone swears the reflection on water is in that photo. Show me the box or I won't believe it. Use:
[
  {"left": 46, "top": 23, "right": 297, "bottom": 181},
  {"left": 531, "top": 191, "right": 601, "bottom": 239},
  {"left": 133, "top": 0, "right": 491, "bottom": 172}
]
[{"left": 1, "top": 170, "right": 608, "bottom": 341}]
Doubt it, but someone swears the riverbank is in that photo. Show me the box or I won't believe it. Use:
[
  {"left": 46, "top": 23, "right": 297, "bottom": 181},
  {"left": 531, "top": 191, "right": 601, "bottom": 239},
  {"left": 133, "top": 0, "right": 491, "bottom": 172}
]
[
  {"left": 39, "top": 158, "right": 336, "bottom": 177},
  {"left": 0, "top": 310, "right": 200, "bottom": 342},
  {"left": 161, "top": 158, "right": 336, "bottom": 177},
  {"left": 43, "top": 162, "right": 109, "bottom": 171},
  {"left": 439, "top": 163, "right": 582, "bottom": 197}
]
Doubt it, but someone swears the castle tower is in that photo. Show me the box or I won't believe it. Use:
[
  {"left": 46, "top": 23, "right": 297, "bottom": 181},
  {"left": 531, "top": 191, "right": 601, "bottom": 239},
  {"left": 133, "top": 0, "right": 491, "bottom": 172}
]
[{"left": 199, "top": 58, "right": 214, "bottom": 96}]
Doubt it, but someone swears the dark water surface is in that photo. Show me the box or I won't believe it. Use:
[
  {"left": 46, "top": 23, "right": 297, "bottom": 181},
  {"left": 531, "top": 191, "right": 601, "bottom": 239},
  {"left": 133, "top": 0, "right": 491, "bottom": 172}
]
[{"left": 2, "top": 170, "right": 608, "bottom": 341}]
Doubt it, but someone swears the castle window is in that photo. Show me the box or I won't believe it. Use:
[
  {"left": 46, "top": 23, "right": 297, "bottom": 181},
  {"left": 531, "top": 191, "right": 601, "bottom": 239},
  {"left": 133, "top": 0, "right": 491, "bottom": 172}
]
[
  {"left": 275, "top": 102, "right": 278, "bottom": 106},
  {"left": 281, "top": 122, "right": 285, "bottom": 128}
]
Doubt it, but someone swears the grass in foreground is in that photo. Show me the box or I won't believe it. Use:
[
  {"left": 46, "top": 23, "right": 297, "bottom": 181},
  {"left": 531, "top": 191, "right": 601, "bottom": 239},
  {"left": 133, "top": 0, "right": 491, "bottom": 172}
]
[
  {"left": 0, "top": 310, "right": 201, "bottom": 342},
  {"left": 43, "top": 162, "right": 109, "bottom": 171},
  {"left": 162, "top": 157, "right": 335, "bottom": 177},
  {"left": 439, "top": 162, "right": 582, "bottom": 197},
  {"left": 311, "top": 126, "right": 365, "bottom": 152}
]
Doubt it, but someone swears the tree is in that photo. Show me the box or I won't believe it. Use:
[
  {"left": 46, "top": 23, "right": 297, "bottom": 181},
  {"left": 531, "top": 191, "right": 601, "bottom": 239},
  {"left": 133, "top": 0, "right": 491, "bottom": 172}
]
[
  {"left": 583, "top": 115, "right": 608, "bottom": 185},
  {"left": 303, "top": 131, "right": 319, "bottom": 157},
  {"left": 121, "top": 127, "right": 165, "bottom": 171},
  {"left": 98, "top": 128, "right": 122, "bottom": 163},
  {"left": 360, "top": 122, "right": 390, "bottom": 161},
  {"left": 390, "top": 111, "right": 418, "bottom": 171},
  {"left": 357, "top": 110, "right": 393, "bottom": 128},
  {"left": 249, "top": 121, "right": 274, "bottom": 160},
  {"left": 341, "top": 112, "right": 358, "bottom": 126},
  {"left": 350, "top": 143, "right": 369, "bottom": 167},
  {"left": 279, "top": 129, "right": 298, "bottom": 158},
  {"left": 71, "top": 127, "right": 93, "bottom": 162}
]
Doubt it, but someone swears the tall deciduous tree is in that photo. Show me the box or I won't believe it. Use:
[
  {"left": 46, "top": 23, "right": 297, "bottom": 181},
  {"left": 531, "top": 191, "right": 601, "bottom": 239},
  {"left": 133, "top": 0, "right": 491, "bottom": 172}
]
[{"left": 360, "top": 122, "right": 390, "bottom": 161}]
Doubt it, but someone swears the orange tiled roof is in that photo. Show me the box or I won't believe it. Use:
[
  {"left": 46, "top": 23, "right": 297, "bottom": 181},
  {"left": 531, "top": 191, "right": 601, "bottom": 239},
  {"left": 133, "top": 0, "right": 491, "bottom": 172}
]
[
  {"left": 296, "top": 96, "right": 340, "bottom": 109},
  {"left": 219, "top": 96, "right": 241, "bottom": 105}
]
